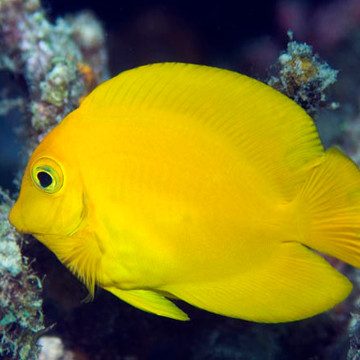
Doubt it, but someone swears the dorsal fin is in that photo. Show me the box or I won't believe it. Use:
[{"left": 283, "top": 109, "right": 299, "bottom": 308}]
[{"left": 79, "top": 63, "right": 324, "bottom": 200}]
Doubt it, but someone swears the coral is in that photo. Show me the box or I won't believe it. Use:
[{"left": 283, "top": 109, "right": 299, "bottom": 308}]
[
  {"left": 267, "top": 35, "right": 338, "bottom": 117},
  {"left": 0, "top": 0, "right": 108, "bottom": 358},
  {"left": 38, "top": 336, "right": 64, "bottom": 360},
  {"left": 0, "top": 189, "right": 44, "bottom": 360},
  {"left": 37, "top": 335, "right": 90, "bottom": 360},
  {"left": 0, "top": 0, "right": 107, "bottom": 148},
  {"left": 348, "top": 314, "right": 360, "bottom": 359}
]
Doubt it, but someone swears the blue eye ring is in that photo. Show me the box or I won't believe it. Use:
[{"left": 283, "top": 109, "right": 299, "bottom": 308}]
[{"left": 31, "top": 157, "right": 64, "bottom": 194}]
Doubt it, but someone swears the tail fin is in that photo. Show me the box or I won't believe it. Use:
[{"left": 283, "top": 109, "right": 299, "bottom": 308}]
[{"left": 299, "top": 147, "right": 360, "bottom": 268}]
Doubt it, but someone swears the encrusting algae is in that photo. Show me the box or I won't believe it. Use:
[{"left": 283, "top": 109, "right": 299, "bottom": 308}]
[
  {"left": 268, "top": 36, "right": 338, "bottom": 117},
  {"left": 8, "top": 63, "right": 360, "bottom": 323},
  {"left": 0, "top": 189, "right": 44, "bottom": 359}
]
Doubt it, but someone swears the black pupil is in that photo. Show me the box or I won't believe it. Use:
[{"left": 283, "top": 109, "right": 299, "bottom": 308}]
[{"left": 37, "top": 171, "right": 53, "bottom": 188}]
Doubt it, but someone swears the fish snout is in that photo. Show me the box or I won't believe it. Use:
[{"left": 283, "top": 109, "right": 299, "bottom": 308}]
[{"left": 8, "top": 201, "right": 25, "bottom": 233}]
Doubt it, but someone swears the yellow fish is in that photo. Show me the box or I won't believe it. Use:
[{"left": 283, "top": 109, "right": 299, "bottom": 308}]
[{"left": 9, "top": 63, "right": 360, "bottom": 322}]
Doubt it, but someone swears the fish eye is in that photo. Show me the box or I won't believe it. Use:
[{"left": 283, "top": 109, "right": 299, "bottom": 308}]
[
  {"left": 31, "top": 157, "right": 64, "bottom": 194},
  {"left": 37, "top": 171, "right": 53, "bottom": 188}
]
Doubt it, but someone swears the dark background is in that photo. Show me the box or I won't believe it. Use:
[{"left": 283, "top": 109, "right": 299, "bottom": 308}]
[{"left": 45, "top": 0, "right": 278, "bottom": 67}]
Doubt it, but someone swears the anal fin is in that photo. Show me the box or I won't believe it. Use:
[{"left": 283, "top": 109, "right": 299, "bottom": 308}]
[
  {"left": 105, "top": 286, "right": 189, "bottom": 321},
  {"left": 162, "top": 242, "right": 352, "bottom": 323}
]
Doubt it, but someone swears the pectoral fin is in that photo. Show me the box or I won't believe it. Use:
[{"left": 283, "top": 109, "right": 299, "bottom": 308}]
[{"left": 105, "top": 286, "right": 189, "bottom": 321}]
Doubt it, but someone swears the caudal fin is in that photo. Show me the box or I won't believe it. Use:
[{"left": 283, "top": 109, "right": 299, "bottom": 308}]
[{"left": 300, "top": 147, "right": 360, "bottom": 268}]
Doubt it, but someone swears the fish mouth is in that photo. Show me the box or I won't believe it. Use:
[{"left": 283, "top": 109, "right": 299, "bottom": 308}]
[{"left": 8, "top": 201, "right": 25, "bottom": 233}]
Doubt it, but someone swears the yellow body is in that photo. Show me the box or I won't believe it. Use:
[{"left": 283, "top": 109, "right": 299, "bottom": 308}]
[{"left": 9, "top": 63, "right": 360, "bottom": 322}]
